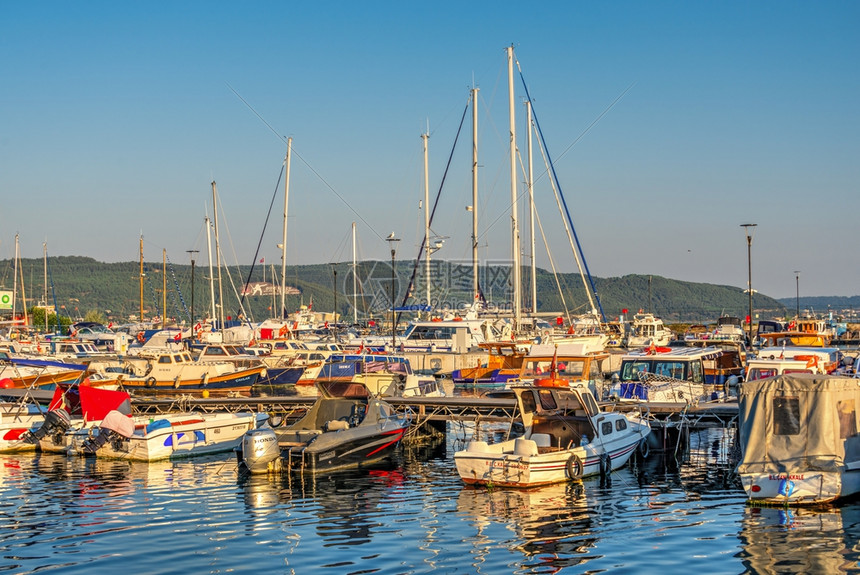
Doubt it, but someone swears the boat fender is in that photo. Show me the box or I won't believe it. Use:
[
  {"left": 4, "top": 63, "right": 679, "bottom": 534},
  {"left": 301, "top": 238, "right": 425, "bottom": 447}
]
[
  {"left": 173, "top": 376, "right": 181, "bottom": 389},
  {"left": 638, "top": 438, "right": 650, "bottom": 459},
  {"left": 566, "top": 453, "right": 583, "bottom": 479},
  {"left": 599, "top": 453, "right": 611, "bottom": 478},
  {"left": 137, "top": 331, "right": 146, "bottom": 344},
  {"left": 145, "top": 376, "right": 157, "bottom": 388}
]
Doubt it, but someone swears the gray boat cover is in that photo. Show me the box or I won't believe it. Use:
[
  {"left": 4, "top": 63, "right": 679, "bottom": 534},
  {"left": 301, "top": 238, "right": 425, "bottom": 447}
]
[{"left": 737, "top": 374, "right": 860, "bottom": 474}]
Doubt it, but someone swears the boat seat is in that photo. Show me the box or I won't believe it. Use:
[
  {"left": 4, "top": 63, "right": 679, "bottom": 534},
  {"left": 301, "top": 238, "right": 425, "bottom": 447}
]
[
  {"left": 325, "top": 420, "right": 350, "bottom": 432},
  {"left": 467, "top": 440, "right": 489, "bottom": 452},
  {"left": 530, "top": 433, "right": 551, "bottom": 448},
  {"left": 514, "top": 438, "right": 538, "bottom": 456}
]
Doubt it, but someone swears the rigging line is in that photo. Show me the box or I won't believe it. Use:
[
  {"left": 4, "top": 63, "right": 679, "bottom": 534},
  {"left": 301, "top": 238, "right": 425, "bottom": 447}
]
[
  {"left": 165, "top": 253, "right": 189, "bottom": 324},
  {"left": 210, "top": 184, "right": 253, "bottom": 324},
  {"left": 238, "top": 163, "right": 285, "bottom": 314},
  {"left": 533, "top": 201, "right": 571, "bottom": 321},
  {"left": 516, "top": 58, "right": 608, "bottom": 322},
  {"left": 227, "top": 83, "right": 386, "bottom": 244},
  {"left": 397, "top": 97, "right": 471, "bottom": 318}
]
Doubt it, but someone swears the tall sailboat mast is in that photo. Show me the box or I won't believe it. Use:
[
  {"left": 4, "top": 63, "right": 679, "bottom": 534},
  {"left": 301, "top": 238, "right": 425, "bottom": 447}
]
[
  {"left": 211, "top": 182, "right": 225, "bottom": 333},
  {"left": 205, "top": 215, "right": 216, "bottom": 321},
  {"left": 43, "top": 242, "right": 48, "bottom": 331},
  {"left": 507, "top": 45, "right": 521, "bottom": 330},
  {"left": 526, "top": 100, "right": 537, "bottom": 314},
  {"left": 11, "top": 234, "right": 18, "bottom": 326},
  {"left": 422, "top": 131, "right": 430, "bottom": 317},
  {"left": 162, "top": 249, "right": 167, "bottom": 329},
  {"left": 139, "top": 235, "right": 145, "bottom": 323},
  {"left": 471, "top": 87, "right": 479, "bottom": 302},
  {"left": 280, "top": 137, "right": 292, "bottom": 320},
  {"left": 352, "top": 221, "right": 358, "bottom": 324}
]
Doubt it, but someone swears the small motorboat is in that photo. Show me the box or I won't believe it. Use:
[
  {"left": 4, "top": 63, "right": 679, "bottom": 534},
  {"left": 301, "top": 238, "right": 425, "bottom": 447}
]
[
  {"left": 67, "top": 409, "right": 263, "bottom": 461},
  {"left": 737, "top": 373, "right": 860, "bottom": 505},
  {"left": 237, "top": 380, "right": 410, "bottom": 474},
  {"left": 454, "top": 377, "right": 651, "bottom": 488}
]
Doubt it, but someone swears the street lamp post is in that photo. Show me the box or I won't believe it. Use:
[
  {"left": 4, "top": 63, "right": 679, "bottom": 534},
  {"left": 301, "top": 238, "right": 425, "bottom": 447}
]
[
  {"left": 386, "top": 233, "right": 400, "bottom": 351},
  {"left": 741, "top": 224, "right": 757, "bottom": 347},
  {"left": 794, "top": 270, "right": 801, "bottom": 319},
  {"left": 187, "top": 250, "right": 199, "bottom": 328}
]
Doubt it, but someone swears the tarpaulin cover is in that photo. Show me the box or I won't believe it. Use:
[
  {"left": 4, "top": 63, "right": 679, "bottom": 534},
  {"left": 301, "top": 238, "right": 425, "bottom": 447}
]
[{"left": 49, "top": 385, "right": 132, "bottom": 422}]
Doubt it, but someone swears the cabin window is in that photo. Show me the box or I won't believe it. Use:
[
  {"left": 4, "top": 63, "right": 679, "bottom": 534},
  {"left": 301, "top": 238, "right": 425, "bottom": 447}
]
[
  {"left": 837, "top": 400, "right": 857, "bottom": 439},
  {"left": 654, "top": 361, "right": 685, "bottom": 380},
  {"left": 205, "top": 347, "right": 225, "bottom": 356},
  {"left": 158, "top": 356, "right": 172, "bottom": 364},
  {"left": 615, "top": 419, "right": 628, "bottom": 432},
  {"left": 537, "top": 389, "right": 558, "bottom": 411},
  {"left": 621, "top": 361, "right": 652, "bottom": 381},
  {"left": 172, "top": 354, "right": 183, "bottom": 363},
  {"left": 520, "top": 391, "right": 537, "bottom": 414},
  {"left": 601, "top": 421, "right": 613, "bottom": 436},
  {"left": 748, "top": 368, "right": 777, "bottom": 381},
  {"left": 581, "top": 393, "right": 599, "bottom": 416},
  {"left": 689, "top": 361, "right": 704, "bottom": 383},
  {"left": 773, "top": 396, "right": 801, "bottom": 436}
]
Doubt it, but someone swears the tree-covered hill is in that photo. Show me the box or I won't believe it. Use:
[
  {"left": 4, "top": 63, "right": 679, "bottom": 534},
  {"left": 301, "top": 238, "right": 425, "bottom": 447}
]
[{"left": 0, "top": 256, "right": 788, "bottom": 324}]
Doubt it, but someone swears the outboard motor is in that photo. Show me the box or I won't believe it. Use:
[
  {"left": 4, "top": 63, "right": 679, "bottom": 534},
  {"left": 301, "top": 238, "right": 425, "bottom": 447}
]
[
  {"left": 80, "top": 410, "right": 135, "bottom": 456},
  {"left": 239, "top": 427, "right": 280, "bottom": 474},
  {"left": 23, "top": 409, "right": 71, "bottom": 446}
]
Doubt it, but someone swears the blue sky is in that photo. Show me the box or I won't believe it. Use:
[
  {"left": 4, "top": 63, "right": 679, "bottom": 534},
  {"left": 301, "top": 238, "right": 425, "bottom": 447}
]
[{"left": 1, "top": 1, "right": 858, "bottom": 299}]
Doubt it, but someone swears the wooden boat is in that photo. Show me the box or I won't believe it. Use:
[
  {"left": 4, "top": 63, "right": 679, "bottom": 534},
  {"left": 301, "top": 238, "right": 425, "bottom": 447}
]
[
  {"left": 0, "top": 352, "right": 86, "bottom": 389},
  {"left": 451, "top": 343, "right": 526, "bottom": 388},
  {"left": 237, "top": 381, "right": 409, "bottom": 474},
  {"left": 89, "top": 350, "right": 265, "bottom": 396},
  {"left": 737, "top": 374, "right": 860, "bottom": 505},
  {"left": 758, "top": 318, "right": 836, "bottom": 347},
  {"left": 454, "top": 381, "right": 650, "bottom": 487}
]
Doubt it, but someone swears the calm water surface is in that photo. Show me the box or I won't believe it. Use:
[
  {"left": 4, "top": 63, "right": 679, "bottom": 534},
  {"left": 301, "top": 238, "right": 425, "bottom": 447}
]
[{"left": 1, "top": 428, "right": 858, "bottom": 574}]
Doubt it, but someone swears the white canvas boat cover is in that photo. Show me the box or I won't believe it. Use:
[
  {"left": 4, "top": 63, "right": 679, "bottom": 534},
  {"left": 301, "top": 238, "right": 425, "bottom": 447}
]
[{"left": 737, "top": 374, "right": 860, "bottom": 475}]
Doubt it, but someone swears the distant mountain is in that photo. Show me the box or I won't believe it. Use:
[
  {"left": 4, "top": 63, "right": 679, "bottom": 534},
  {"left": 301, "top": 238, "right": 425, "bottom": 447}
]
[
  {"left": 0, "top": 256, "right": 788, "bottom": 324},
  {"left": 777, "top": 296, "right": 860, "bottom": 315}
]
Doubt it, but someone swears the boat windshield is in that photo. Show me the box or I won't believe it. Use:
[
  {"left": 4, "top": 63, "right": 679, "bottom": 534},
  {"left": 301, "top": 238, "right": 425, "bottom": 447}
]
[{"left": 522, "top": 358, "right": 591, "bottom": 379}]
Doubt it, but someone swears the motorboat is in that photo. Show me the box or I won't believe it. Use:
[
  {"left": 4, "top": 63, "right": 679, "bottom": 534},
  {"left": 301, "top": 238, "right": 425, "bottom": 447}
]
[
  {"left": 613, "top": 346, "right": 725, "bottom": 404},
  {"left": 0, "top": 400, "right": 48, "bottom": 453},
  {"left": 237, "top": 380, "right": 410, "bottom": 474},
  {"left": 758, "top": 317, "right": 837, "bottom": 347},
  {"left": 319, "top": 353, "right": 445, "bottom": 397},
  {"left": 451, "top": 343, "right": 527, "bottom": 388},
  {"left": 627, "top": 312, "right": 672, "bottom": 348},
  {"left": 499, "top": 343, "right": 611, "bottom": 398},
  {"left": 737, "top": 373, "right": 860, "bottom": 505},
  {"left": 0, "top": 352, "right": 87, "bottom": 390},
  {"left": 67, "top": 409, "right": 262, "bottom": 461},
  {"left": 454, "top": 381, "right": 650, "bottom": 487},
  {"left": 745, "top": 347, "right": 841, "bottom": 381},
  {"left": 89, "top": 349, "right": 266, "bottom": 396}
]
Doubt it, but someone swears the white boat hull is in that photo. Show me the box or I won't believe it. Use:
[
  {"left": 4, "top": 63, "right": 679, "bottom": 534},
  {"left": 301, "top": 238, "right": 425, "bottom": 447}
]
[
  {"left": 740, "top": 469, "right": 860, "bottom": 505},
  {"left": 69, "top": 412, "right": 258, "bottom": 461}
]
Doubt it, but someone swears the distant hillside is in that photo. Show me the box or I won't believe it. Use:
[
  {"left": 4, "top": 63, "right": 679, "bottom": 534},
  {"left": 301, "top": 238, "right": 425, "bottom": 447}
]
[
  {"left": 0, "top": 256, "right": 787, "bottom": 324},
  {"left": 777, "top": 296, "right": 860, "bottom": 315}
]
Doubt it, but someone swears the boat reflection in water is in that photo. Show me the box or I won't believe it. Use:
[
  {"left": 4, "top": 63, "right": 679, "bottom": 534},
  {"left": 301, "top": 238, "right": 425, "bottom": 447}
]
[
  {"left": 456, "top": 482, "right": 596, "bottom": 572},
  {"left": 739, "top": 505, "right": 860, "bottom": 574}
]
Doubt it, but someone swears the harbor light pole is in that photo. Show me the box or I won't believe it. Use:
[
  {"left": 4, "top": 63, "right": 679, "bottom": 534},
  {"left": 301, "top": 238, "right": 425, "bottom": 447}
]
[
  {"left": 741, "top": 224, "right": 757, "bottom": 346},
  {"left": 794, "top": 270, "right": 801, "bottom": 319},
  {"left": 187, "top": 250, "right": 199, "bottom": 327},
  {"left": 386, "top": 233, "right": 400, "bottom": 351}
]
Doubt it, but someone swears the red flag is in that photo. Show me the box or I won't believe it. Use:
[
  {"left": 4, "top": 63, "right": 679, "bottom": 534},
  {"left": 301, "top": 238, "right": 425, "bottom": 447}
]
[
  {"left": 550, "top": 346, "right": 558, "bottom": 377},
  {"left": 745, "top": 315, "right": 751, "bottom": 324},
  {"left": 358, "top": 341, "right": 365, "bottom": 354},
  {"left": 259, "top": 257, "right": 265, "bottom": 263},
  {"left": 174, "top": 331, "right": 181, "bottom": 342},
  {"left": 622, "top": 308, "right": 628, "bottom": 314},
  {"left": 108, "top": 322, "right": 113, "bottom": 329},
  {"left": 556, "top": 316, "right": 563, "bottom": 326}
]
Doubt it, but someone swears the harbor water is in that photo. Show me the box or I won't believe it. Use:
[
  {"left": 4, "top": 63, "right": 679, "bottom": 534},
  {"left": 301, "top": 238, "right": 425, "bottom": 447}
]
[{"left": 1, "top": 427, "right": 858, "bottom": 574}]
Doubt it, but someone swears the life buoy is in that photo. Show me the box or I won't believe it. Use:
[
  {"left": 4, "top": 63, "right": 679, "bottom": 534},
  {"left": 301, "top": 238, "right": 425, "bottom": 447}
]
[
  {"left": 137, "top": 332, "right": 146, "bottom": 344},
  {"left": 638, "top": 439, "right": 650, "bottom": 459},
  {"left": 566, "top": 453, "right": 583, "bottom": 479},
  {"left": 145, "top": 376, "right": 157, "bottom": 388}
]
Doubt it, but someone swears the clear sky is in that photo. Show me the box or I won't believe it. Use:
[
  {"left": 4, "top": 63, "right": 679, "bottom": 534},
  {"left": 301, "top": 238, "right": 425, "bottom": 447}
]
[{"left": 1, "top": 1, "right": 858, "bottom": 299}]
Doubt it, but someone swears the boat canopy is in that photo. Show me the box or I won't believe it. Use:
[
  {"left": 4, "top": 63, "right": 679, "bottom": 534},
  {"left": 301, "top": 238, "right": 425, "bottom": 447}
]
[{"left": 737, "top": 374, "right": 860, "bottom": 476}]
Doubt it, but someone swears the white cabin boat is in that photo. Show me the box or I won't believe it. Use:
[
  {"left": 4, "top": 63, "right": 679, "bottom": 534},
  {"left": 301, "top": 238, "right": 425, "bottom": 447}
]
[
  {"left": 627, "top": 312, "right": 672, "bottom": 348},
  {"left": 614, "top": 346, "right": 724, "bottom": 405},
  {"left": 737, "top": 374, "right": 860, "bottom": 505},
  {"left": 454, "top": 382, "right": 650, "bottom": 487}
]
